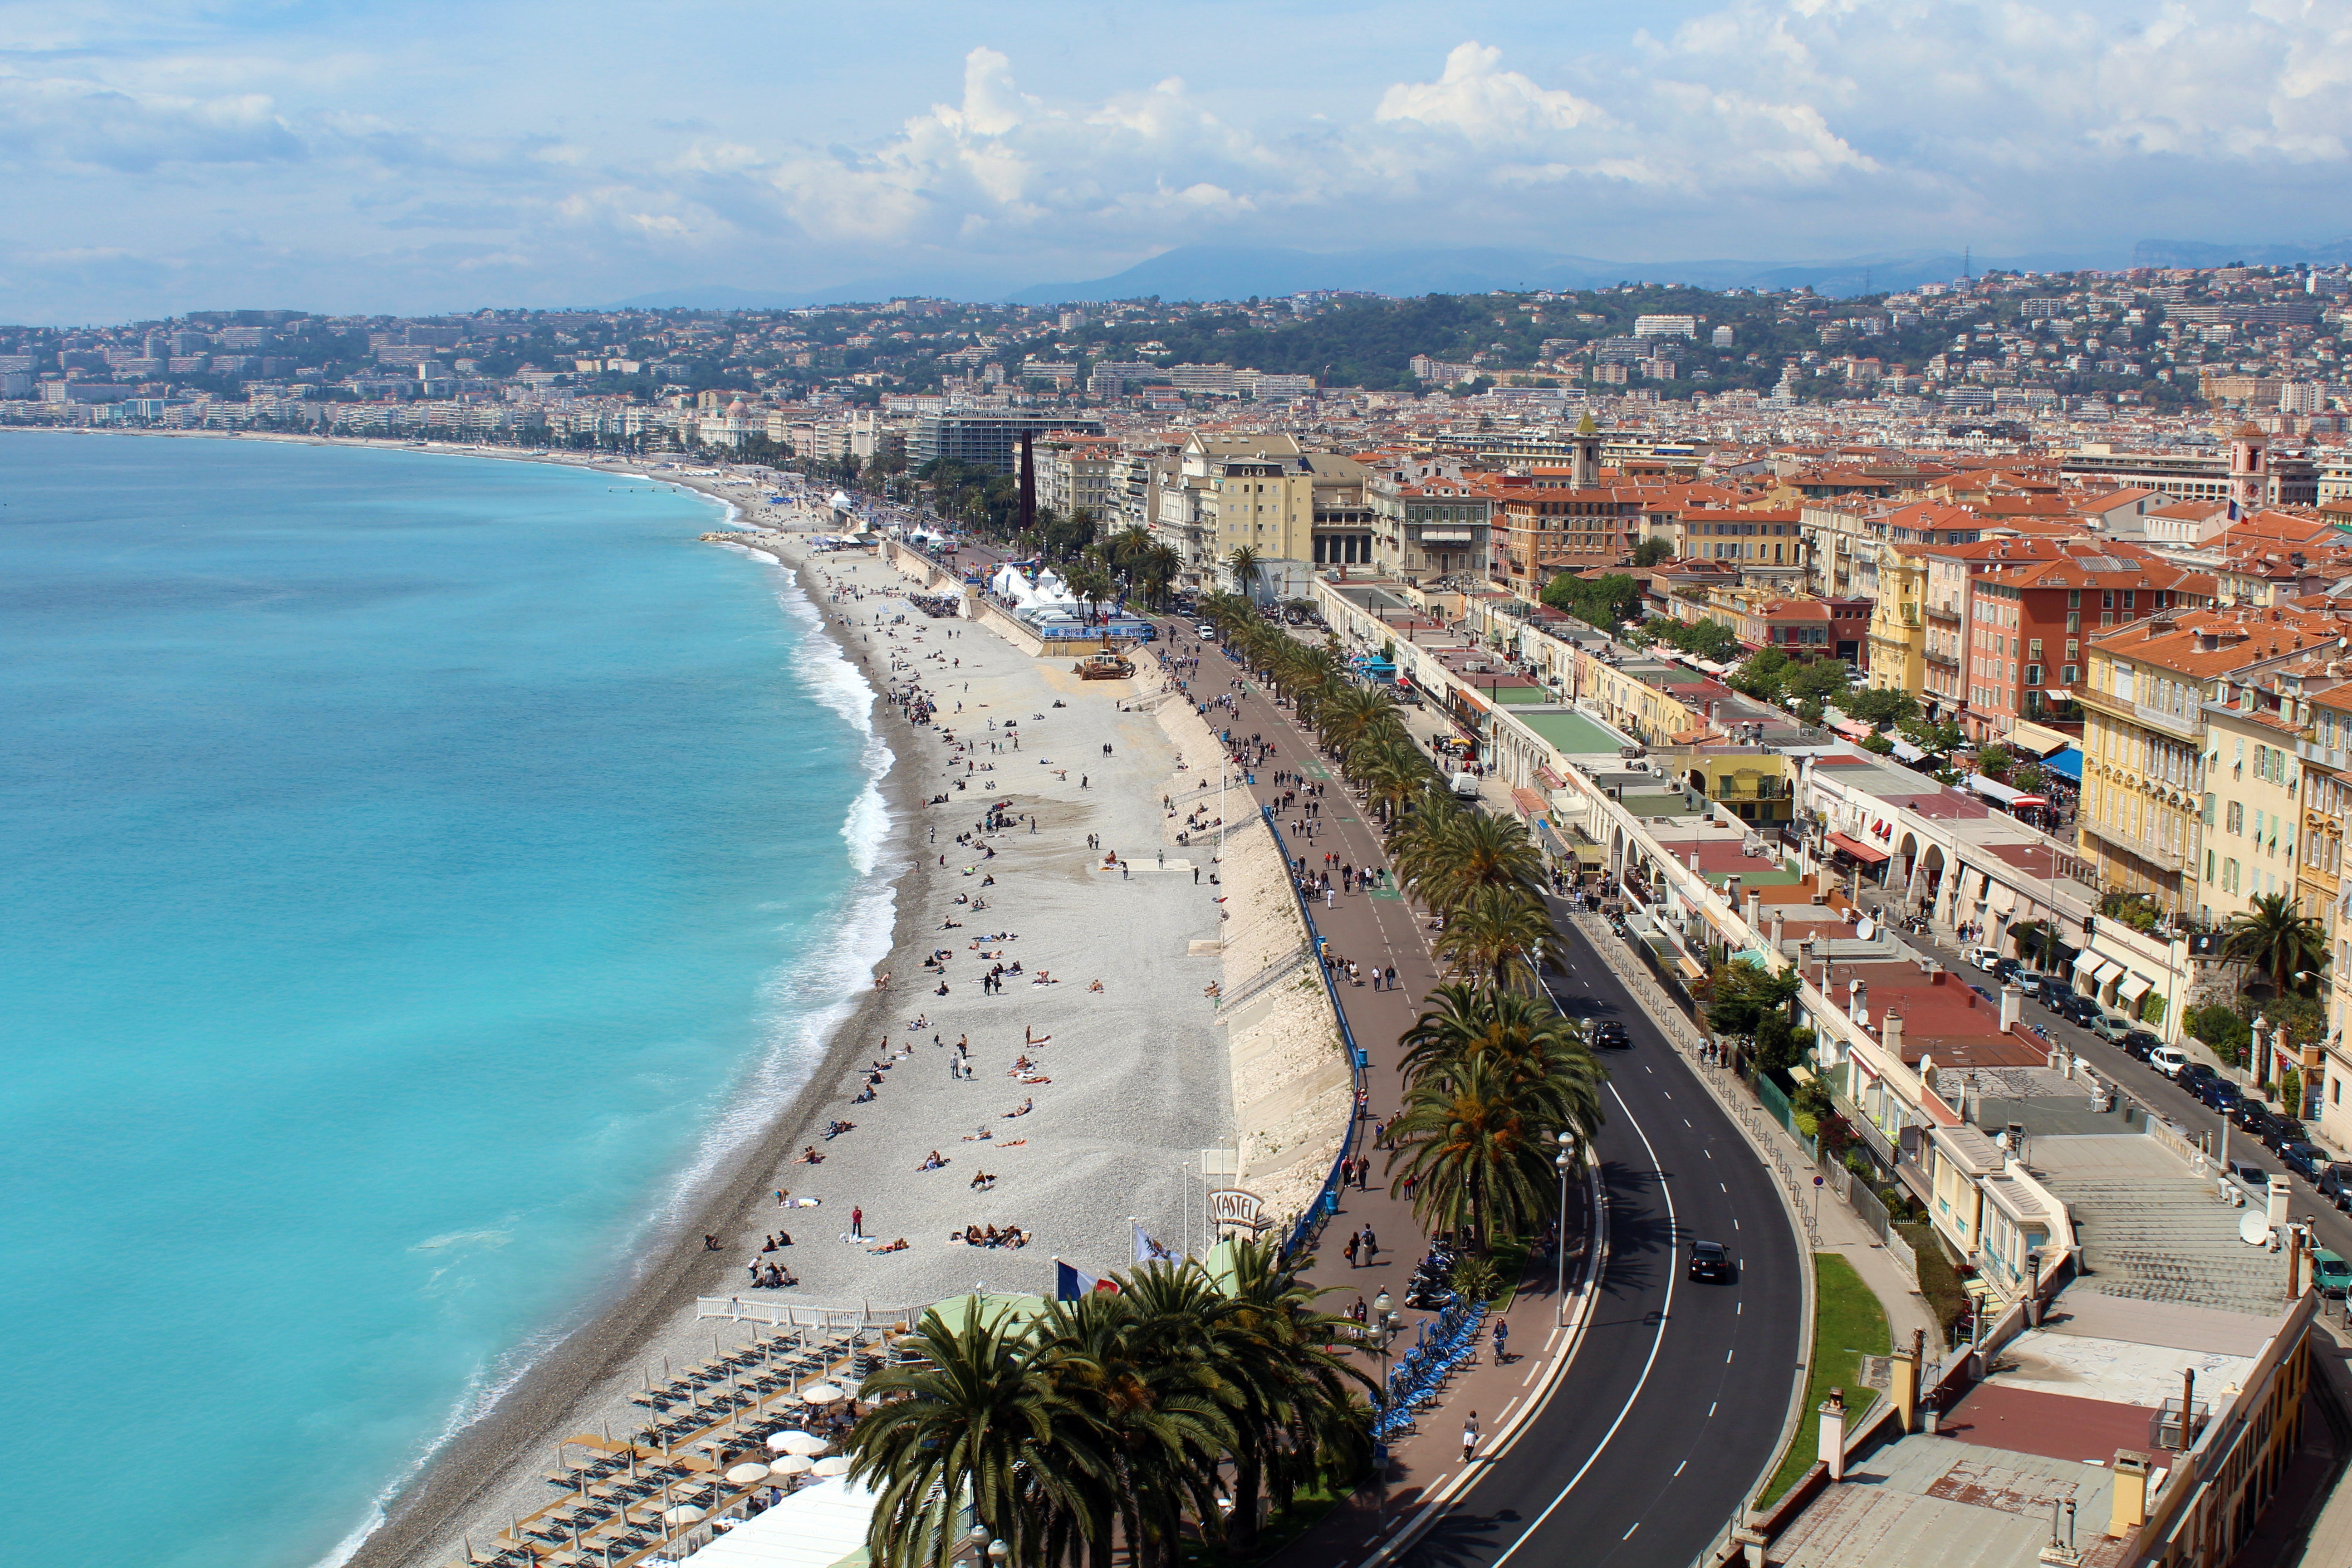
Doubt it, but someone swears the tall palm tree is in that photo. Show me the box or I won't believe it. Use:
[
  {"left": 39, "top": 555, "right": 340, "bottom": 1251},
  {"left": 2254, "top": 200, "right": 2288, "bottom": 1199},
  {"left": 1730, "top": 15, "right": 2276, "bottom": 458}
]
[
  {"left": 1199, "top": 1239, "right": 1375, "bottom": 1554},
  {"left": 851, "top": 1308, "right": 1107, "bottom": 1568},
  {"left": 1316, "top": 684, "right": 1404, "bottom": 764},
  {"left": 1351, "top": 738, "right": 1433, "bottom": 823},
  {"left": 1386, "top": 1054, "right": 1569, "bottom": 1250},
  {"left": 1431, "top": 882, "right": 1564, "bottom": 991},
  {"left": 1226, "top": 544, "right": 1263, "bottom": 601},
  {"left": 1399, "top": 982, "right": 1606, "bottom": 1140},
  {"left": 1394, "top": 810, "right": 1546, "bottom": 916},
  {"left": 2224, "top": 891, "right": 2329, "bottom": 995}
]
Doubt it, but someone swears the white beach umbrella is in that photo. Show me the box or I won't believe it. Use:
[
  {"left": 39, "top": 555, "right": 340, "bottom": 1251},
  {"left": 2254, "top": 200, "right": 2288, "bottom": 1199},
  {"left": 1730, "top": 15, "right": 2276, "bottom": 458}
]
[
  {"left": 725, "top": 1462, "right": 772, "bottom": 1486},
  {"left": 812, "top": 1455, "right": 853, "bottom": 1477},
  {"left": 662, "top": 1505, "right": 706, "bottom": 1526},
  {"left": 800, "top": 1382, "right": 847, "bottom": 1404},
  {"left": 766, "top": 1430, "right": 828, "bottom": 1455},
  {"left": 769, "top": 1455, "right": 815, "bottom": 1477}
]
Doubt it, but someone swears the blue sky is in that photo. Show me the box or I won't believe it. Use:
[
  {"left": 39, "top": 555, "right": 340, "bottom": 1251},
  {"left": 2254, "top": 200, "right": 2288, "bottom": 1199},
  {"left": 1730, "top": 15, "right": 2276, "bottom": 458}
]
[{"left": 3, "top": 0, "right": 2349, "bottom": 322}]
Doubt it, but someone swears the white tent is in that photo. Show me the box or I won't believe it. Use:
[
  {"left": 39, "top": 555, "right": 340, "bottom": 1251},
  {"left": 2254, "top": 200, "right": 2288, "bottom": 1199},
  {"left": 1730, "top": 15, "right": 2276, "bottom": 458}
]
[{"left": 675, "top": 1476, "right": 884, "bottom": 1568}]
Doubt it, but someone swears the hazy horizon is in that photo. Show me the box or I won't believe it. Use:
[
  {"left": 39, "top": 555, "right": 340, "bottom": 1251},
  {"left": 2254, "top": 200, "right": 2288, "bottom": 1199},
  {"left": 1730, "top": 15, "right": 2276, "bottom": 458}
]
[{"left": 6, "top": 0, "right": 2349, "bottom": 323}]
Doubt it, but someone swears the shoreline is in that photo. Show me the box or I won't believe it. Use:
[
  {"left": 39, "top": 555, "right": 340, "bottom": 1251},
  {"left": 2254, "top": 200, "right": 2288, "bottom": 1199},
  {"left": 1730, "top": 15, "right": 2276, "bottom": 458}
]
[{"left": 343, "top": 542, "right": 932, "bottom": 1568}]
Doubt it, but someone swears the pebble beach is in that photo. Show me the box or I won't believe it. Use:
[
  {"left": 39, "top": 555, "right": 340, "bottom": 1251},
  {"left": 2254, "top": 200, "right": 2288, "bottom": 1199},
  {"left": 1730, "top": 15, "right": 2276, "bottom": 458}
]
[{"left": 355, "top": 520, "right": 1249, "bottom": 1568}]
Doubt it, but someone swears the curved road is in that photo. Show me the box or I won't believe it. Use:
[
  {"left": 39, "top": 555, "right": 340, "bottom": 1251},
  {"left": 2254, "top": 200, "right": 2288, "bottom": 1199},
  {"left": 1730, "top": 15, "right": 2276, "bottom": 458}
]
[
  {"left": 1406, "top": 907, "right": 1805, "bottom": 1568},
  {"left": 885, "top": 549, "right": 1813, "bottom": 1564}
]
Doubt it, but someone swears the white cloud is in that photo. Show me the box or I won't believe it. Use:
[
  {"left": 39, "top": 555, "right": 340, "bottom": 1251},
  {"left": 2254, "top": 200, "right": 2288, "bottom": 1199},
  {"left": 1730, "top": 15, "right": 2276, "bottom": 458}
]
[{"left": 1376, "top": 42, "right": 1611, "bottom": 141}]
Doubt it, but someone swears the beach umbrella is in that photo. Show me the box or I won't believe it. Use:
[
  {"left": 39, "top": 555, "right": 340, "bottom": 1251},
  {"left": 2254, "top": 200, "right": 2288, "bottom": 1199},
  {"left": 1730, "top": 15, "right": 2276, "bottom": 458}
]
[
  {"left": 769, "top": 1455, "right": 815, "bottom": 1478},
  {"left": 662, "top": 1505, "right": 706, "bottom": 1526},
  {"left": 766, "top": 1430, "right": 828, "bottom": 1455},
  {"left": 812, "top": 1455, "right": 853, "bottom": 1477},
  {"left": 725, "top": 1462, "right": 772, "bottom": 1485},
  {"left": 801, "top": 1382, "right": 847, "bottom": 1404}
]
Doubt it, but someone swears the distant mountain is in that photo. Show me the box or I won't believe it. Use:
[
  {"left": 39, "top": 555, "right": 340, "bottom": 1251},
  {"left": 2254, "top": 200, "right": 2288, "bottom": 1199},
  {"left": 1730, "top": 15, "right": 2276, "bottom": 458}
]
[
  {"left": 1003, "top": 244, "right": 2121, "bottom": 304},
  {"left": 2132, "top": 237, "right": 2352, "bottom": 269}
]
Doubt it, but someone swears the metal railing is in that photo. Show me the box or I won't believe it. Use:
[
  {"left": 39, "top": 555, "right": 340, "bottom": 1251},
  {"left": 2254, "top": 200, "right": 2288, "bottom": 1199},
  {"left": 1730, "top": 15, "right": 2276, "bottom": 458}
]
[{"left": 1259, "top": 802, "right": 1367, "bottom": 1257}]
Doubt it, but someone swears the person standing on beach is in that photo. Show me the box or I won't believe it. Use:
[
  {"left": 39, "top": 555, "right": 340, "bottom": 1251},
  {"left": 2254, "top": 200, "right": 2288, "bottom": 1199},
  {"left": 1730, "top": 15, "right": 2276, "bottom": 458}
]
[{"left": 851, "top": 1205, "right": 864, "bottom": 1240}]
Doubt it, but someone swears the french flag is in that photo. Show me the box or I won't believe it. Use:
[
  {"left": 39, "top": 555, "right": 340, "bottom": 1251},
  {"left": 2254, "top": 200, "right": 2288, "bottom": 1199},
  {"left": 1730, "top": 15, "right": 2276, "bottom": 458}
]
[{"left": 1054, "top": 1259, "right": 1119, "bottom": 1301}]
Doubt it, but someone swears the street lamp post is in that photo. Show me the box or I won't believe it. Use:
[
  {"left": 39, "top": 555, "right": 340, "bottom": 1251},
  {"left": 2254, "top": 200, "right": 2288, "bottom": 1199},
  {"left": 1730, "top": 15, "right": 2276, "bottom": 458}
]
[
  {"left": 1369, "top": 1288, "right": 1402, "bottom": 1524},
  {"left": 1554, "top": 1132, "right": 1575, "bottom": 1326}
]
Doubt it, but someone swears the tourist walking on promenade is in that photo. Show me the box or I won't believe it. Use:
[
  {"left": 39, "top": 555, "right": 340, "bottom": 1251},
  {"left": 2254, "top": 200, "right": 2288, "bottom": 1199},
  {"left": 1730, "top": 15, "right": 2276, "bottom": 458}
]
[{"left": 1462, "top": 1412, "right": 1480, "bottom": 1463}]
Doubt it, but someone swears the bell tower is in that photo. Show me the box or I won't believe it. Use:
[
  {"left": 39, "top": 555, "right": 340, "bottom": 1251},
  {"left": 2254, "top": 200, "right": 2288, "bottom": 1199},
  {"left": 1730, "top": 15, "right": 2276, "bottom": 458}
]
[{"left": 2229, "top": 421, "right": 2267, "bottom": 513}]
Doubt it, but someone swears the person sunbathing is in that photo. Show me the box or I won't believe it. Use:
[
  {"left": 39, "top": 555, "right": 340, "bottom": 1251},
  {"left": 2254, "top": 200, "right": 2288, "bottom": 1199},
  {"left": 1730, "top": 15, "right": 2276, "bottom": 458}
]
[
  {"left": 970, "top": 1171, "right": 994, "bottom": 1190},
  {"left": 981, "top": 1224, "right": 1001, "bottom": 1246},
  {"left": 1003, "top": 1099, "right": 1032, "bottom": 1117},
  {"left": 1088, "top": 980, "right": 1104, "bottom": 992},
  {"left": 960, "top": 1224, "right": 983, "bottom": 1245},
  {"left": 867, "top": 1238, "right": 908, "bottom": 1254},
  {"left": 920, "top": 1151, "right": 946, "bottom": 1170},
  {"left": 799, "top": 1146, "right": 823, "bottom": 1164}
]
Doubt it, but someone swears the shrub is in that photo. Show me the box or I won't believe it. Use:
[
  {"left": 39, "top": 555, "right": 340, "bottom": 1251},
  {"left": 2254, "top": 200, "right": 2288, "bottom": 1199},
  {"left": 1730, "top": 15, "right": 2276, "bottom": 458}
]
[{"left": 1450, "top": 1254, "right": 1501, "bottom": 1303}]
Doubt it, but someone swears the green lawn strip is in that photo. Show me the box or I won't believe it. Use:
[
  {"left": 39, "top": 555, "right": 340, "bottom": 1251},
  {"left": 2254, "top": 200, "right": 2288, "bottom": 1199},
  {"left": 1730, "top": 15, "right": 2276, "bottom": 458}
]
[
  {"left": 1175, "top": 1480, "right": 1346, "bottom": 1568},
  {"left": 1754, "top": 1253, "right": 1892, "bottom": 1509},
  {"left": 1488, "top": 1237, "right": 1531, "bottom": 1313},
  {"left": 1895, "top": 1221, "right": 1970, "bottom": 1342}
]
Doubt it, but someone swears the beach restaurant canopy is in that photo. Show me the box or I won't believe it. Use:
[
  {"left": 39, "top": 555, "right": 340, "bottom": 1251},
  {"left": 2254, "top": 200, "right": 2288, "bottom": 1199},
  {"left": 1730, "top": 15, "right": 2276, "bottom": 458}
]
[
  {"left": 927, "top": 1290, "right": 1051, "bottom": 1336},
  {"left": 674, "top": 1476, "right": 890, "bottom": 1568}
]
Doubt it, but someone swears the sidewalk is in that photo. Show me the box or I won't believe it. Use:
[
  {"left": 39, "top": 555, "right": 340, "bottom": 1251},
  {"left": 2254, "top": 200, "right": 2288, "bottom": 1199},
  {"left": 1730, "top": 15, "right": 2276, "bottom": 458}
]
[{"left": 1147, "top": 638, "right": 1595, "bottom": 1565}]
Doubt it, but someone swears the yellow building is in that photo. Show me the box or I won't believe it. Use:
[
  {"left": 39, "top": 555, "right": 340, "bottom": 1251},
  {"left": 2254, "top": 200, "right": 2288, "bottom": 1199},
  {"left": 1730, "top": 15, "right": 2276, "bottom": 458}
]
[
  {"left": 2301, "top": 684, "right": 2352, "bottom": 1149},
  {"left": 2203, "top": 696, "right": 2308, "bottom": 926},
  {"left": 2079, "top": 608, "right": 2327, "bottom": 919},
  {"left": 1572, "top": 645, "right": 1706, "bottom": 745},
  {"left": 1867, "top": 546, "right": 1928, "bottom": 697}
]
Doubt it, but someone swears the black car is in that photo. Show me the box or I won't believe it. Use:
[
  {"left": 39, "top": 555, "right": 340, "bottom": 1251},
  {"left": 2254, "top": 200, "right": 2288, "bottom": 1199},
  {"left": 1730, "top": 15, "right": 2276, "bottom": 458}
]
[
  {"left": 1590, "top": 1019, "right": 1630, "bottom": 1049},
  {"left": 1991, "top": 957, "right": 2024, "bottom": 982},
  {"left": 2264, "top": 1118, "right": 2310, "bottom": 1155},
  {"left": 2318, "top": 1164, "right": 2352, "bottom": 1210},
  {"left": 2282, "top": 1143, "right": 2327, "bottom": 1182},
  {"left": 2234, "top": 1102, "right": 2280, "bottom": 1138},
  {"left": 2062, "top": 994, "right": 2107, "bottom": 1028},
  {"left": 2196, "top": 1076, "right": 2242, "bottom": 1113},
  {"left": 1688, "top": 1240, "right": 1734, "bottom": 1282},
  {"left": 2177, "top": 1063, "right": 2216, "bottom": 1090},
  {"left": 2118, "top": 1030, "right": 2161, "bottom": 1061}
]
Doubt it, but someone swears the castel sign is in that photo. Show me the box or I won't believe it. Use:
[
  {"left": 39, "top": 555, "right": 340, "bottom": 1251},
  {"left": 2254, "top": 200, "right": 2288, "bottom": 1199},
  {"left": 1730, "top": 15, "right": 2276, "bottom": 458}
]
[{"left": 1207, "top": 1187, "right": 1271, "bottom": 1232}]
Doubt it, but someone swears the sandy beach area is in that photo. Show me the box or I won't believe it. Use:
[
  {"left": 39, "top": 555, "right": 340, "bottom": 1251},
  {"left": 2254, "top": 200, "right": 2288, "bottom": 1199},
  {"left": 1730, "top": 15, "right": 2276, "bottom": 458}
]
[{"left": 352, "top": 529, "right": 1241, "bottom": 1568}]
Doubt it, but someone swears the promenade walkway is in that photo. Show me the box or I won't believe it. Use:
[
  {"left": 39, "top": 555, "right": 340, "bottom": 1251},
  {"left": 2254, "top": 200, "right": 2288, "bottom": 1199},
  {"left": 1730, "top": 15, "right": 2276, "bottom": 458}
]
[{"left": 1141, "top": 631, "right": 1597, "bottom": 1565}]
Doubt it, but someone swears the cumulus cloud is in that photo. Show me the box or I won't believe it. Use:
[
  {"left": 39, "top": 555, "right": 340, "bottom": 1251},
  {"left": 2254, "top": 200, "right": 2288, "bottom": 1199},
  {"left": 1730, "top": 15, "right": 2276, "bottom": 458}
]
[
  {"left": 1376, "top": 42, "right": 1611, "bottom": 141},
  {"left": 9, "top": 0, "right": 2352, "bottom": 321}
]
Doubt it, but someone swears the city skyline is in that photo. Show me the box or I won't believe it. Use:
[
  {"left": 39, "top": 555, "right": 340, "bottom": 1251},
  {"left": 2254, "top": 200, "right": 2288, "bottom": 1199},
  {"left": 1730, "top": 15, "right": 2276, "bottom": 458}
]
[{"left": 7, "top": 0, "right": 2352, "bottom": 323}]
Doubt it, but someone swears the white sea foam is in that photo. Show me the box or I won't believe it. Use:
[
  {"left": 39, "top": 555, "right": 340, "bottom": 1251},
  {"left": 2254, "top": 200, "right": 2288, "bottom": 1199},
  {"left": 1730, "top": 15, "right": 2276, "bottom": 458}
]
[{"left": 326, "top": 521, "right": 904, "bottom": 1568}]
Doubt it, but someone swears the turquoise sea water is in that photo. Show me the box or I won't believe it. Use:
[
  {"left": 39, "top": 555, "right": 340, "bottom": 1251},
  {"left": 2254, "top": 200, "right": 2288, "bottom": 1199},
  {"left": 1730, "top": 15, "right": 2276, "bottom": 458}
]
[{"left": 0, "top": 436, "right": 892, "bottom": 1568}]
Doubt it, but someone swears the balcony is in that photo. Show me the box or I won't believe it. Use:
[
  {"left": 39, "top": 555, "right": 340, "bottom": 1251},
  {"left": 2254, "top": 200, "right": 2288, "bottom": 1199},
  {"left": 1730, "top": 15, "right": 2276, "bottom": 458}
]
[
  {"left": 1926, "top": 600, "right": 1961, "bottom": 622},
  {"left": 2077, "top": 684, "right": 2204, "bottom": 742},
  {"left": 2078, "top": 815, "right": 2188, "bottom": 875}
]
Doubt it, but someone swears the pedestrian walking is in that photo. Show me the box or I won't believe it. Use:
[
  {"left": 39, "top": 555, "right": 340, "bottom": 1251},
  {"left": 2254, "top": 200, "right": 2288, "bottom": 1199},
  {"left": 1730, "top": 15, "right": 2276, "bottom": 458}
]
[
  {"left": 1461, "top": 1411, "right": 1480, "bottom": 1463},
  {"left": 1360, "top": 1225, "right": 1379, "bottom": 1266},
  {"left": 1344, "top": 1232, "right": 1360, "bottom": 1268}
]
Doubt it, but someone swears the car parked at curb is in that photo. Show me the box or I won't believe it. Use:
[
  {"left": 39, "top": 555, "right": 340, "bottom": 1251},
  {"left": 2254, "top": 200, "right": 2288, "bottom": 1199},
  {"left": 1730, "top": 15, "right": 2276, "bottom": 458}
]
[
  {"left": 2090, "top": 1013, "right": 2139, "bottom": 1045},
  {"left": 2318, "top": 1164, "right": 2352, "bottom": 1211},
  {"left": 1961, "top": 946, "right": 2002, "bottom": 971},
  {"left": 2313, "top": 1249, "right": 2352, "bottom": 1299},
  {"left": 2117, "top": 1030, "right": 2162, "bottom": 1061},
  {"left": 2149, "top": 1047, "right": 2191, "bottom": 1078},
  {"left": 2281, "top": 1143, "right": 2327, "bottom": 1182},
  {"left": 2197, "top": 1077, "right": 2243, "bottom": 1114}
]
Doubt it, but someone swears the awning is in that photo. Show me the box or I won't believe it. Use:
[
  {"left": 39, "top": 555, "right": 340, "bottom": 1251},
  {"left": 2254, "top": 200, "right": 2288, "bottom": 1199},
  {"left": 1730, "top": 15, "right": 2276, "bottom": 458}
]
[
  {"left": 1890, "top": 738, "right": 1929, "bottom": 762},
  {"left": 1827, "top": 831, "right": 1891, "bottom": 864},
  {"left": 2010, "top": 794, "right": 2049, "bottom": 808},
  {"left": 2008, "top": 719, "right": 2075, "bottom": 757},
  {"left": 1675, "top": 953, "right": 1707, "bottom": 980},
  {"left": 2090, "top": 960, "right": 2127, "bottom": 990},
  {"left": 1420, "top": 530, "right": 1476, "bottom": 543},
  {"left": 2117, "top": 971, "right": 2156, "bottom": 1004},
  {"left": 2071, "top": 948, "right": 2103, "bottom": 976},
  {"left": 2041, "top": 689, "right": 2074, "bottom": 702},
  {"left": 2041, "top": 747, "right": 2082, "bottom": 781},
  {"left": 1536, "top": 766, "right": 1566, "bottom": 789},
  {"left": 1830, "top": 718, "right": 1873, "bottom": 742},
  {"left": 1511, "top": 786, "right": 1549, "bottom": 821},
  {"left": 1573, "top": 842, "right": 1608, "bottom": 865},
  {"left": 1965, "top": 772, "right": 2034, "bottom": 807}
]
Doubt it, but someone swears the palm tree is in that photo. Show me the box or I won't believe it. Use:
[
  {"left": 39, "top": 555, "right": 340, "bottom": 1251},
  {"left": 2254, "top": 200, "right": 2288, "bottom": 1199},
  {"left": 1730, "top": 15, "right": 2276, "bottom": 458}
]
[
  {"left": 1400, "top": 983, "right": 1604, "bottom": 1128},
  {"left": 1198, "top": 1239, "right": 1375, "bottom": 1554},
  {"left": 1386, "top": 1054, "right": 1570, "bottom": 1250},
  {"left": 1315, "top": 684, "right": 1404, "bottom": 764},
  {"left": 850, "top": 1308, "right": 1107, "bottom": 1568},
  {"left": 2224, "top": 891, "right": 2328, "bottom": 995},
  {"left": 1395, "top": 810, "right": 1546, "bottom": 916},
  {"left": 1351, "top": 738, "right": 1432, "bottom": 823},
  {"left": 1226, "top": 545, "right": 1263, "bottom": 602},
  {"left": 1431, "top": 882, "right": 1564, "bottom": 991}
]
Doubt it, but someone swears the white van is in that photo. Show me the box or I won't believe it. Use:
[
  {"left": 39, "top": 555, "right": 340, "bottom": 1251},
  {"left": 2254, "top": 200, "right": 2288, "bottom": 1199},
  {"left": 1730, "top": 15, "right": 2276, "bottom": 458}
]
[
  {"left": 1195, "top": 624, "right": 1217, "bottom": 640},
  {"left": 1449, "top": 771, "right": 1483, "bottom": 801}
]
